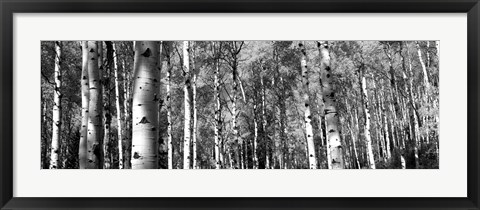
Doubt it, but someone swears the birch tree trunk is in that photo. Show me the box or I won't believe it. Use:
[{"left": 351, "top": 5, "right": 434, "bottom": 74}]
[
  {"left": 131, "top": 41, "right": 160, "bottom": 169},
  {"left": 380, "top": 86, "right": 391, "bottom": 159},
  {"left": 299, "top": 42, "right": 317, "bottom": 169},
  {"left": 359, "top": 66, "right": 376, "bottom": 169},
  {"left": 407, "top": 49, "right": 421, "bottom": 169},
  {"left": 384, "top": 44, "right": 402, "bottom": 163},
  {"left": 158, "top": 42, "right": 165, "bottom": 167},
  {"left": 183, "top": 41, "right": 192, "bottom": 169},
  {"left": 232, "top": 59, "right": 239, "bottom": 169},
  {"left": 191, "top": 43, "right": 198, "bottom": 169},
  {"left": 50, "top": 41, "right": 62, "bottom": 169},
  {"left": 253, "top": 91, "right": 259, "bottom": 169},
  {"left": 213, "top": 42, "right": 222, "bottom": 169},
  {"left": 86, "top": 41, "right": 103, "bottom": 169},
  {"left": 348, "top": 110, "right": 361, "bottom": 169},
  {"left": 79, "top": 41, "right": 89, "bottom": 169},
  {"left": 416, "top": 41, "right": 430, "bottom": 90},
  {"left": 113, "top": 42, "right": 124, "bottom": 169},
  {"left": 416, "top": 41, "right": 431, "bottom": 145},
  {"left": 260, "top": 67, "right": 269, "bottom": 169},
  {"left": 122, "top": 57, "right": 132, "bottom": 169},
  {"left": 318, "top": 41, "right": 344, "bottom": 169},
  {"left": 165, "top": 43, "right": 174, "bottom": 169}
]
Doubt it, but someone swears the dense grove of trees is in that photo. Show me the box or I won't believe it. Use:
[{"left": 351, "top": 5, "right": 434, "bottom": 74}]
[{"left": 41, "top": 41, "right": 439, "bottom": 169}]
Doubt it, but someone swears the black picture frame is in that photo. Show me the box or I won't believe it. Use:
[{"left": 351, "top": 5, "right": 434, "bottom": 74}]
[{"left": 1, "top": 0, "right": 479, "bottom": 209}]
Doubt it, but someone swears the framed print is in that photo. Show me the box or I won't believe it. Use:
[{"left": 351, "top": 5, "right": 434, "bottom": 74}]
[{"left": 1, "top": 0, "right": 479, "bottom": 209}]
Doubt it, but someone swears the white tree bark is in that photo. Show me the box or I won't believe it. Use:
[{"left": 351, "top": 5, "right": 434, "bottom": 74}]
[
  {"left": 86, "top": 41, "right": 103, "bottom": 169},
  {"left": 345, "top": 99, "right": 360, "bottom": 169},
  {"left": 416, "top": 41, "right": 430, "bottom": 90},
  {"left": 407, "top": 50, "right": 421, "bottom": 168},
  {"left": 79, "top": 41, "right": 89, "bottom": 169},
  {"left": 131, "top": 41, "right": 160, "bottom": 169},
  {"left": 113, "top": 42, "right": 124, "bottom": 169},
  {"left": 318, "top": 41, "right": 344, "bottom": 169},
  {"left": 260, "top": 67, "right": 270, "bottom": 169},
  {"left": 122, "top": 55, "right": 132, "bottom": 169},
  {"left": 360, "top": 71, "right": 376, "bottom": 169},
  {"left": 50, "top": 41, "right": 62, "bottom": 169},
  {"left": 213, "top": 42, "right": 222, "bottom": 169},
  {"left": 183, "top": 41, "right": 192, "bottom": 169},
  {"left": 299, "top": 42, "right": 317, "bottom": 169},
  {"left": 164, "top": 43, "right": 173, "bottom": 169}
]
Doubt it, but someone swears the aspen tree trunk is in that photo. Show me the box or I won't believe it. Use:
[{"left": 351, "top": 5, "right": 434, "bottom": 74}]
[
  {"left": 244, "top": 140, "right": 249, "bottom": 168},
  {"left": 374, "top": 110, "right": 386, "bottom": 161},
  {"left": 220, "top": 132, "right": 225, "bottom": 168},
  {"left": 348, "top": 111, "right": 361, "bottom": 169},
  {"left": 131, "top": 41, "right": 160, "bottom": 169},
  {"left": 388, "top": 96, "right": 398, "bottom": 149},
  {"left": 240, "top": 143, "right": 245, "bottom": 169},
  {"left": 183, "top": 41, "right": 192, "bottom": 169},
  {"left": 407, "top": 49, "right": 421, "bottom": 168},
  {"left": 416, "top": 41, "right": 431, "bottom": 145},
  {"left": 227, "top": 41, "right": 244, "bottom": 169},
  {"left": 318, "top": 41, "right": 344, "bottom": 169},
  {"left": 122, "top": 58, "right": 132, "bottom": 169},
  {"left": 384, "top": 45, "right": 402, "bottom": 163},
  {"left": 271, "top": 77, "right": 276, "bottom": 169},
  {"left": 402, "top": 43, "right": 419, "bottom": 166},
  {"left": 325, "top": 116, "right": 332, "bottom": 169},
  {"left": 50, "top": 41, "right": 62, "bottom": 169},
  {"left": 316, "top": 107, "right": 325, "bottom": 167},
  {"left": 42, "top": 99, "right": 48, "bottom": 168},
  {"left": 403, "top": 46, "right": 419, "bottom": 167},
  {"left": 298, "top": 42, "right": 317, "bottom": 169},
  {"left": 359, "top": 67, "right": 376, "bottom": 169},
  {"left": 252, "top": 83, "right": 259, "bottom": 169},
  {"left": 79, "top": 41, "right": 89, "bottom": 169},
  {"left": 165, "top": 43, "right": 174, "bottom": 169},
  {"left": 416, "top": 41, "right": 430, "bottom": 90},
  {"left": 191, "top": 43, "right": 198, "bottom": 169},
  {"left": 398, "top": 97, "right": 406, "bottom": 170},
  {"left": 398, "top": 44, "right": 411, "bottom": 169},
  {"left": 103, "top": 41, "right": 113, "bottom": 169},
  {"left": 232, "top": 62, "right": 239, "bottom": 168},
  {"left": 113, "top": 42, "right": 124, "bottom": 169},
  {"left": 158, "top": 42, "right": 164, "bottom": 165},
  {"left": 86, "top": 41, "right": 103, "bottom": 169},
  {"left": 399, "top": 96, "right": 407, "bottom": 150},
  {"left": 380, "top": 87, "right": 392, "bottom": 159},
  {"left": 280, "top": 100, "right": 287, "bottom": 169},
  {"left": 316, "top": 103, "right": 324, "bottom": 148},
  {"left": 276, "top": 47, "right": 288, "bottom": 169},
  {"left": 212, "top": 42, "right": 222, "bottom": 169},
  {"left": 260, "top": 67, "right": 270, "bottom": 169},
  {"left": 353, "top": 103, "right": 364, "bottom": 165},
  {"left": 372, "top": 82, "right": 386, "bottom": 162}
]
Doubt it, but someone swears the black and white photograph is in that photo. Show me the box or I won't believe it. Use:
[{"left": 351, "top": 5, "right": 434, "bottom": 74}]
[{"left": 40, "top": 41, "right": 439, "bottom": 169}]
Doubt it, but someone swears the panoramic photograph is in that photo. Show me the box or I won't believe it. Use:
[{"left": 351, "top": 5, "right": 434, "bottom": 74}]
[{"left": 41, "top": 41, "right": 439, "bottom": 169}]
